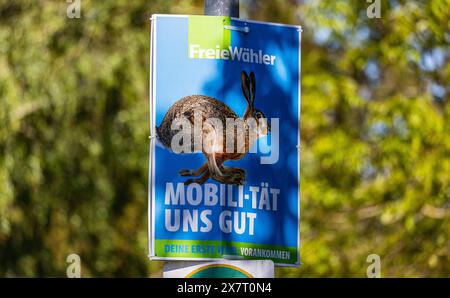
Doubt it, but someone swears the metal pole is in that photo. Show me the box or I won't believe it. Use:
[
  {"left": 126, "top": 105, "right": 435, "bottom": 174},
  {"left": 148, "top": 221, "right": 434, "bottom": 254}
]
[{"left": 204, "top": 0, "right": 239, "bottom": 18}]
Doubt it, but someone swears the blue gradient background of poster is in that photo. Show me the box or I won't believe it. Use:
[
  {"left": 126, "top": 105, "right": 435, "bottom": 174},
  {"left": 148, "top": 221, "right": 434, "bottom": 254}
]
[{"left": 152, "top": 15, "right": 300, "bottom": 261}]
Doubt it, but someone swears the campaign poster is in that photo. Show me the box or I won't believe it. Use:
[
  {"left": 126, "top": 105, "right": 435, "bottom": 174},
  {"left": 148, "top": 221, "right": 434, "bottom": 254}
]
[{"left": 149, "top": 14, "right": 301, "bottom": 266}]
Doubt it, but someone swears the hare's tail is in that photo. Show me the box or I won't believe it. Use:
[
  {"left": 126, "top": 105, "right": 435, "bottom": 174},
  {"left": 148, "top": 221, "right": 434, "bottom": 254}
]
[{"left": 154, "top": 126, "right": 171, "bottom": 150}]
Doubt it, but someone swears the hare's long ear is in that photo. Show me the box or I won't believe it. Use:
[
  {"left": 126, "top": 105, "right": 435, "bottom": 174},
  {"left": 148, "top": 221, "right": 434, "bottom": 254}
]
[
  {"left": 249, "top": 72, "right": 256, "bottom": 104},
  {"left": 241, "top": 71, "right": 251, "bottom": 106}
]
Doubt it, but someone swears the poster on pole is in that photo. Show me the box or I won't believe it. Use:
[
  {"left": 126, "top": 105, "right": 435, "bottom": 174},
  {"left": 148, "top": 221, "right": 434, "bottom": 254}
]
[{"left": 149, "top": 14, "right": 301, "bottom": 266}]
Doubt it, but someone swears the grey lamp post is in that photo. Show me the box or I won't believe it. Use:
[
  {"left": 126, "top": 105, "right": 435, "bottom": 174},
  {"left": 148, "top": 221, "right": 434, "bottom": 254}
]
[{"left": 204, "top": 0, "right": 239, "bottom": 17}]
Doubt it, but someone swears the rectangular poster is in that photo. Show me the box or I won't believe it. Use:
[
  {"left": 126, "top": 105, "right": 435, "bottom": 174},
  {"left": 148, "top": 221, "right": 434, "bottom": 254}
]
[{"left": 149, "top": 14, "right": 301, "bottom": 266}]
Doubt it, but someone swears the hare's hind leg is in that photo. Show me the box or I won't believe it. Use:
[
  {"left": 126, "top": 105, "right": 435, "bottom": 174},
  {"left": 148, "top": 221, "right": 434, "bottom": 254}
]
[
  {"left": 206, "top": 153, "right": 225, "bottom": 178},
  {"left": 207, "top": 157, "right": 245, "bottom": 185},
  {"left": 220, "top": 165, "right": 246, "bottom": 184},
  {"left": 184, "top": 170, "right": 210, "bottom": 185},
  {"left": 212, "top": 170, "right": 245, "bottom": 185},
  {"left": 179, "top": 162, "right": 207, "bottom": 177},
  {"left": 221, "top": 165, "right": 245, "bottom": 176}
]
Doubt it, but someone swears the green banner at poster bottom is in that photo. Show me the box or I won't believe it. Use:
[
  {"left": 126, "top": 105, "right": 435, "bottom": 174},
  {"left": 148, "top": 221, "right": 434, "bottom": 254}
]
[{"left": 155, "top": 239, "right": 298, "bottom": 265}]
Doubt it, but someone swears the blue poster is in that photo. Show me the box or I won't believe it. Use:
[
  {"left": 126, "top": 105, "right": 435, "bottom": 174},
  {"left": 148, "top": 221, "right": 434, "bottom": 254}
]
[{"left": 149, "top": 14, "right": 301, "bottom": 266}]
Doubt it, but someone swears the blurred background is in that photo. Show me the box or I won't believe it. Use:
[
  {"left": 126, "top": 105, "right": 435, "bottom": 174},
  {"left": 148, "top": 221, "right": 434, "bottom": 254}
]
[{"left": 0, "top": 0, "right": 448, "bottom": 277}]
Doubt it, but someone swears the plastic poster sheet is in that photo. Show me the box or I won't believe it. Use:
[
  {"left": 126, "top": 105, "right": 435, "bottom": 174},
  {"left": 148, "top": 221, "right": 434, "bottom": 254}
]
[{"left": 149, "top": 14, "right": 301, "bottom": 266}]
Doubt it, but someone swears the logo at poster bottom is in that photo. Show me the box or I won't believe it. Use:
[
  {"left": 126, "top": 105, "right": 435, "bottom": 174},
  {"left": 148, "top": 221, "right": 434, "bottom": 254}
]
[{"left": 185, "top": 264, "right": 253, "bottom": 278}]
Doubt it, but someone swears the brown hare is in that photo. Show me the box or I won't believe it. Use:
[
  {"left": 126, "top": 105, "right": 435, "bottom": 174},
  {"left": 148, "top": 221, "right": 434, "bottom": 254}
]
[{"left": 156, "top": 71, "right": 270, "bottom": 185}]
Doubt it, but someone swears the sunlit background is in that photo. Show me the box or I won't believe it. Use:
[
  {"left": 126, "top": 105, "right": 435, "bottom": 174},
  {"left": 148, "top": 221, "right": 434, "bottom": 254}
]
[{"left": 0, "top": 0, "right": 448, "bottom": 277}]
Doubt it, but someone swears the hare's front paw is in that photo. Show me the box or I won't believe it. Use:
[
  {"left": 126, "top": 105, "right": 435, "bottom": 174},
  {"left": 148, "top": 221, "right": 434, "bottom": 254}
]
[
  {"left": 184, "top": 178, "right": 195, "bottom": 185},
  {"left": 179, "top": 169, "right": 193, "bottom": 176}
]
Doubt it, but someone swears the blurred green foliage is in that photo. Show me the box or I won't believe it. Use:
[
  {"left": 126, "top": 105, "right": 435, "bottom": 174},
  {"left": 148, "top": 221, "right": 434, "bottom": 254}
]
[{"left": 0, "top": 0, "right": 448, "bottom": 277}]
